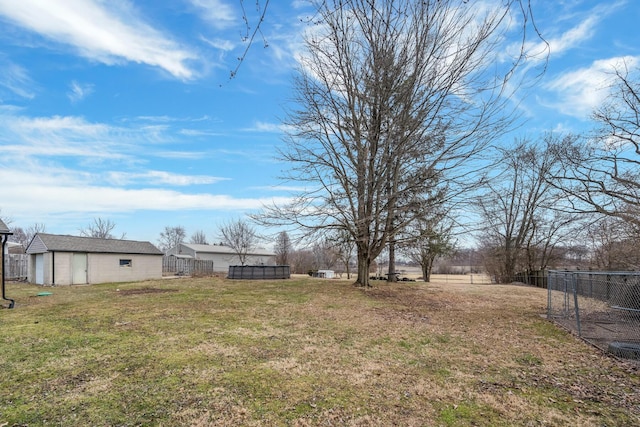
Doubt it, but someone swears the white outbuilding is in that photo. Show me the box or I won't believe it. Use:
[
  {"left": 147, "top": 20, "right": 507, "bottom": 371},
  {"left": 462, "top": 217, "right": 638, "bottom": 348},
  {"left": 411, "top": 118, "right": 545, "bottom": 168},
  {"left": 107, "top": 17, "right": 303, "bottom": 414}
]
[
  {"left": 26, "top": 233, "right": 163, "bottom": 285},
  {"left": 316, "top": 269, "right": 335, "bottom": 279},
  {"left": 166, "top": 243, "right": 275, "bottom": 273}
]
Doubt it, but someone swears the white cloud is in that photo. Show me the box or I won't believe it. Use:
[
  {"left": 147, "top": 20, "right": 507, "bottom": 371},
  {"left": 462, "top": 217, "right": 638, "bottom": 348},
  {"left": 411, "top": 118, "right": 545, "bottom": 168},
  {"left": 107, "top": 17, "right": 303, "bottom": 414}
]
[
  {"left": 0, "top": 0, "right": 198, "bottom": 80},
  {"left": 107, "top": 170, "right": 230, "bottom": 186},
  {"left": 67, "top": 80, "right": 94, "bottom": 103},
  {"left": 0, "top": 168, "right": 291, "bottom": 216},
  {"left": 155, "top": 150, "right": 208, "bottom": 160},
  {"left": 179, "top": 128, "right": 221, "bottom": 137},
  {"left": 0, "top": 56, "right": 35, "bottom": 99},
  {"left": 544, "top": 56, "right": 640, "bottom": 119},
  {"left": 200, "top": 35, "right": 236, "bottom": 51},
  {"left": 547, "top": 15, "right": 597, "bottom": 56},
  {"left": 189, "top": 0, "right": 236, "bottom": 29},
  {"left": 245, "top": 121, "right": 291, "bottom": 133},
  {"left": 0, "top": 113, "right": 134, "bottom": 161}
]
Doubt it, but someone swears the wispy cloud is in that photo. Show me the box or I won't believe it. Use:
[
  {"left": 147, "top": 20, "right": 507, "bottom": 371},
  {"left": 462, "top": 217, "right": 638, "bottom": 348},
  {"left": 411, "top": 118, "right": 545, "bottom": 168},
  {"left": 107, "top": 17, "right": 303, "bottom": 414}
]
[
  {"left": 0, "top": 55, "right": 35, "bottom": 99},
  {"left": 200, "top": 35, "right": 235, "bottom": 51},
  {"left": 0, "top": 113, "right": 135, "bottom": 161},
  {"left": 107, "top": 170, "right": 230, "bottom": 186},
  {"left": 188, "top": 0, "right": 236, "bottom": 29},
  {"left": 67, "top": 80, "right": 94, "bottom": 103},
  {"left": 506, "top": 1, "right": 623, "bottom": 64},
  {"left": 544, "top": 55, "right": 639, "bottom": 119},
  {"left": 179, "top": 129, "right": 221, "bottom": 137},
  {"left": 0, "top": 167, "right": 291, "bottom": 216},
  {"left": 0, "top": 0, "right": 198, "bottom": 80},
  {"left": 546, "top": 14, "right": 597, "bottom": 56},
  {"left": 244, "top": 120, "right": 291, "bottom": 133}
]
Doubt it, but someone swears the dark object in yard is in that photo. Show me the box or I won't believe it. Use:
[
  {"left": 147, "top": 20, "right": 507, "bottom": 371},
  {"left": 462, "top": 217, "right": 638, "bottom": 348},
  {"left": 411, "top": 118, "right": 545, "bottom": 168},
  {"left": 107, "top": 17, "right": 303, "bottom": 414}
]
[
  {"left": 228, "top": 265, "right": 290, "bottom": 280},
  {"left": 608, "top": 341, "right": 640, "bottom": 360},
  {"left": 1, "top": 219, "right": 15, "bottom": 308}
]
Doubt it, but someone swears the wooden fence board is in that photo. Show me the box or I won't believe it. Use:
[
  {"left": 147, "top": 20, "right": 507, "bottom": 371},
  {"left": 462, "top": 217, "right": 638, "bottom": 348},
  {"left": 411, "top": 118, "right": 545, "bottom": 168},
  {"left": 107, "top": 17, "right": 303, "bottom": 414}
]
[{"left": 162, "top": 256, "right": 216, "bottom": 276}]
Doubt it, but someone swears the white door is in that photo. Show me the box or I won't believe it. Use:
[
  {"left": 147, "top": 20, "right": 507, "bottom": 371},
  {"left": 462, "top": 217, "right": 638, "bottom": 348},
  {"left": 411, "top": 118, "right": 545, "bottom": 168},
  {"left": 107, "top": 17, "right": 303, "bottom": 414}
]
[
  {"left": 35, "top": 254, "right": 44, "bottom": 284},
  {"left": 72, "top": 253, "right": 87, "bottom": 284}
]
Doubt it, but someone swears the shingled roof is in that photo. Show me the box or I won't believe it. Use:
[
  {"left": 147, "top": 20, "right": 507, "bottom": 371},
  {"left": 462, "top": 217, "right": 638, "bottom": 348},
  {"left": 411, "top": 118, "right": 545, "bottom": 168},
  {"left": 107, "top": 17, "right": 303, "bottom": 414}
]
[
  {"left": 0, "top": 218, "right": 11, "bottom": 235},
  {"left": 26, "top": 233, "right": 163, "bottom": 255},
  {"left": 179, "top": 243, "right": 275, "bottom": 256}
]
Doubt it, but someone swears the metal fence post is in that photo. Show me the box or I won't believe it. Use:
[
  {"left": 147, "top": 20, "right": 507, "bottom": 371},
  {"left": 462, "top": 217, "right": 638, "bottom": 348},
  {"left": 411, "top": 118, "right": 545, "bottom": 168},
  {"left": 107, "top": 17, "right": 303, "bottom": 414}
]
[
  {"left": 571, "top": 272, "right": 581, "bottom": 337},
  {"left": 547, "top": 270, "right": 552, "bottom": 318}
]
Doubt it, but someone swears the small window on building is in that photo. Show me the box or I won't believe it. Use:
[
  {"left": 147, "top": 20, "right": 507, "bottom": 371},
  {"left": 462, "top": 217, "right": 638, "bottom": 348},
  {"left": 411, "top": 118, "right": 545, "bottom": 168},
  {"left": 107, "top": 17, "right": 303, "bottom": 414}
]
[{"left": 120, "top": 259, "right": 132, "bottom": 268}]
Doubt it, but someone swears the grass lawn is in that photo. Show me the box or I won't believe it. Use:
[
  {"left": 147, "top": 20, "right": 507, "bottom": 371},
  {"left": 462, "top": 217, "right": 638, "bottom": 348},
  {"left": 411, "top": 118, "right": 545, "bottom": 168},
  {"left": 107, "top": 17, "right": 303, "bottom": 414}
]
[{"left": 1, "top": 276, "right": 639, "bottom": 426}]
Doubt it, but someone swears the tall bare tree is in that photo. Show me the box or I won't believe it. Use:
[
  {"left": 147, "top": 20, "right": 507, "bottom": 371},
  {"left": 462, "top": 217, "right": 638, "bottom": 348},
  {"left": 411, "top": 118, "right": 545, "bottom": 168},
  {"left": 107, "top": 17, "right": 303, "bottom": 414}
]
[
  {"left": 274, "top": 231, "right": 292, "bottom": 265},
  {"left": 312, "top": 239, "right": 339, "bottom": 271},
  {"left": 478, "top": 135, "right": 575, "bottom": 283},
  {"left": 290, "top": 248, "right": 315, "bottom": 274},
  {"left": 256, "top": 0, "right": 546, "bottom": 286},
  {"left": 586, "top": 217, "right": 640, "bottom": 270},
  {"left": 328, "top": 230, "right": 355, "bottom": 279},
  {"left": 79, "top": 217, "right": 125, "bottom": 239},
  {"left": 219, "top": 219, "right": 258, "bottom": 266},
  {"left": 552, "top": 64, "right": 640, "bottom": 230},
  {"left": 158, "top": 225, "right": 186, "bottom": 253},
  {"left": 189, "top": 230, "right": 208, "bottom": 245}
]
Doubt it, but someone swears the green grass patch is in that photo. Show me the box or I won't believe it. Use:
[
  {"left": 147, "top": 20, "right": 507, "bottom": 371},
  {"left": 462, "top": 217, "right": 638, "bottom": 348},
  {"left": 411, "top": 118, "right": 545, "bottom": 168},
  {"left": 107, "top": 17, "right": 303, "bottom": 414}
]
[{"left": 0, "top": 277, "right": 638, "bottom": 426}]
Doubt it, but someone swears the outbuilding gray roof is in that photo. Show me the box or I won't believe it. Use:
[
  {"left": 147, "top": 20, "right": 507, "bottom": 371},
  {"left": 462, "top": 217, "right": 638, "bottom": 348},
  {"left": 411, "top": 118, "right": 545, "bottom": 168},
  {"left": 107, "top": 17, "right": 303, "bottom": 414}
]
[
  {"left": 0, "top": 218, "right": 11, "bottom": 235},
  {"left": 26, "top": 233, "right": 163, "bottom": 255},
  {"left": 179, "top": 243, "right": 275, "bottom": 256}
]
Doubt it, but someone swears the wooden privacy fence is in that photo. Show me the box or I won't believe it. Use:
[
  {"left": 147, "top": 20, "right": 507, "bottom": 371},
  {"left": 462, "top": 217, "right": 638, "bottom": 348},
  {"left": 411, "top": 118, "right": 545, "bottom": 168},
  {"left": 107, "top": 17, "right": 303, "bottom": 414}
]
[
  {"left": 162, "top": 256, "right": 216, "bottom": 276},
  {"left": 228, "top": 265, "right": 290, "bottom": 280},
  {"left": 4, "top": 254, "right": 28, "bottom": 280}
]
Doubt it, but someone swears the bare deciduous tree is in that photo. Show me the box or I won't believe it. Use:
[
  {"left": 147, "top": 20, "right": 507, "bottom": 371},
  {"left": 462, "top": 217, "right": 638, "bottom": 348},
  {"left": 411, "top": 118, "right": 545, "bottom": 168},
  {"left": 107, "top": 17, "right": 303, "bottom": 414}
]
[
  {"left": 219, "top": 219, "right": 258, "bottom": 266},
  {"left": 478, "top": 135, "right": 576, "bottom": 283},
  {"left": 189, "top": 230, "right": 208, "bottom": 245},
  {"left": 158, "top": 226, "right": 186, "bottom": 253},
  {"left": 290, "top": 248, "right": 315, "bottom": 274},
  {"left": 551, "top": 65, "right": 640, "bottom": 230},
  {"left": 10, "top": 223, "right": 46, "bottom": 247},
  {"left": 312, "top": 239, "right": 339, "bottom": 271},
  {"left": 274, "top": 231, "right": 292, "bottom": 265},
  {"left": 255, "top": 0, "right": 546, "bottom": 286},
  {"left": 79, "top": 218, "right": 125, "bottom": 239},
  {"left": 587, "top": 217, "right": 640, "bottom": 270},
  {"left": 328, "top": 230, "right": 355, "bottom": 279}
]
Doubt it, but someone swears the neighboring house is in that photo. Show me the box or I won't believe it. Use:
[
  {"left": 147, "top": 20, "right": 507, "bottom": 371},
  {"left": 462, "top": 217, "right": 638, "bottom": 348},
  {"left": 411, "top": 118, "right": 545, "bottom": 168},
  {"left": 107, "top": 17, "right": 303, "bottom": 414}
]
[
  {"left": 26, "top": 233, "right": 163, "bottom": 285},
  {"left": 166, "top": 243, "right": 275, "bottom": 272},
  {"left": 7, "top": 241, "right": 24, "bottom": 254}
]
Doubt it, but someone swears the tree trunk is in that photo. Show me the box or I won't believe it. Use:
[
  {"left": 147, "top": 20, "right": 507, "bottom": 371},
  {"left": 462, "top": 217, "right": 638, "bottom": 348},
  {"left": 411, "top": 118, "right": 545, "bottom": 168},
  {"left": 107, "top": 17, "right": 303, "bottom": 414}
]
[
  {"left": 422, "top": 264, "right": 430, "bottom": 283},
  {"left": 422, "top": 255, "right": 434, "bottom": 283},
  {"left": 387, "top": 240, "right": 397, "bottom": 282},
  {"left": 356, "top": 250, "right": 371, "bottom": 287}
]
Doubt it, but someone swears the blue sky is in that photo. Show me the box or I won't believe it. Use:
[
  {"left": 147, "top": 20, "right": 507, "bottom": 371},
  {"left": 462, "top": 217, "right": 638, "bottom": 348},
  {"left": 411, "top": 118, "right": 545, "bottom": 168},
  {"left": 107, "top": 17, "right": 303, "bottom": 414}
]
[{"left": 0, "top": 0, "right": 638, "bottom": 246}]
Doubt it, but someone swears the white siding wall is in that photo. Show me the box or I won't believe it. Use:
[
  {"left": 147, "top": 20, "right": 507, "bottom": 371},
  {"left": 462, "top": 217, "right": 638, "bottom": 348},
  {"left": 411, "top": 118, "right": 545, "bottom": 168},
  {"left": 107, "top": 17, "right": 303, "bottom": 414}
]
[
  {"left": 167, "top": 244, "right": 196, "bottom": 258},
  {"left": 54, "top": 252, "right": 74, "bottom": 285},
  {"left": 194, "top": 252, "right": 234, "bottom": 271},
  {"left": 29, "top": 252, "right": 162, "bottom": 285},
  {"left": 88, "top": 254, "right": 162, "bottom": 284},
  {"left": 192, "top": 253, "right": 275, "bottom": 272}
]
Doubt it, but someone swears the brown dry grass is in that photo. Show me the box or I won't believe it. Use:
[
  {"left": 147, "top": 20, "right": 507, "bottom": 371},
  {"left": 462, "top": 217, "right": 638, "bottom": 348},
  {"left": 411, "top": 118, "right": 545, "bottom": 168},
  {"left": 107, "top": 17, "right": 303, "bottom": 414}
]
[{"left": 1, "top": 276, "right": 639, "bottom": 426}]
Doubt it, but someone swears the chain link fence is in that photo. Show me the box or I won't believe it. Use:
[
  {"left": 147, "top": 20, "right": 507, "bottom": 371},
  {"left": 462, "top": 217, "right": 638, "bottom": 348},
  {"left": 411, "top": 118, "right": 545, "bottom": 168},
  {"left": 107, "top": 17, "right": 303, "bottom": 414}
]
[{"left": 547, "top": 270, "right": 640, "bottom": 359}]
